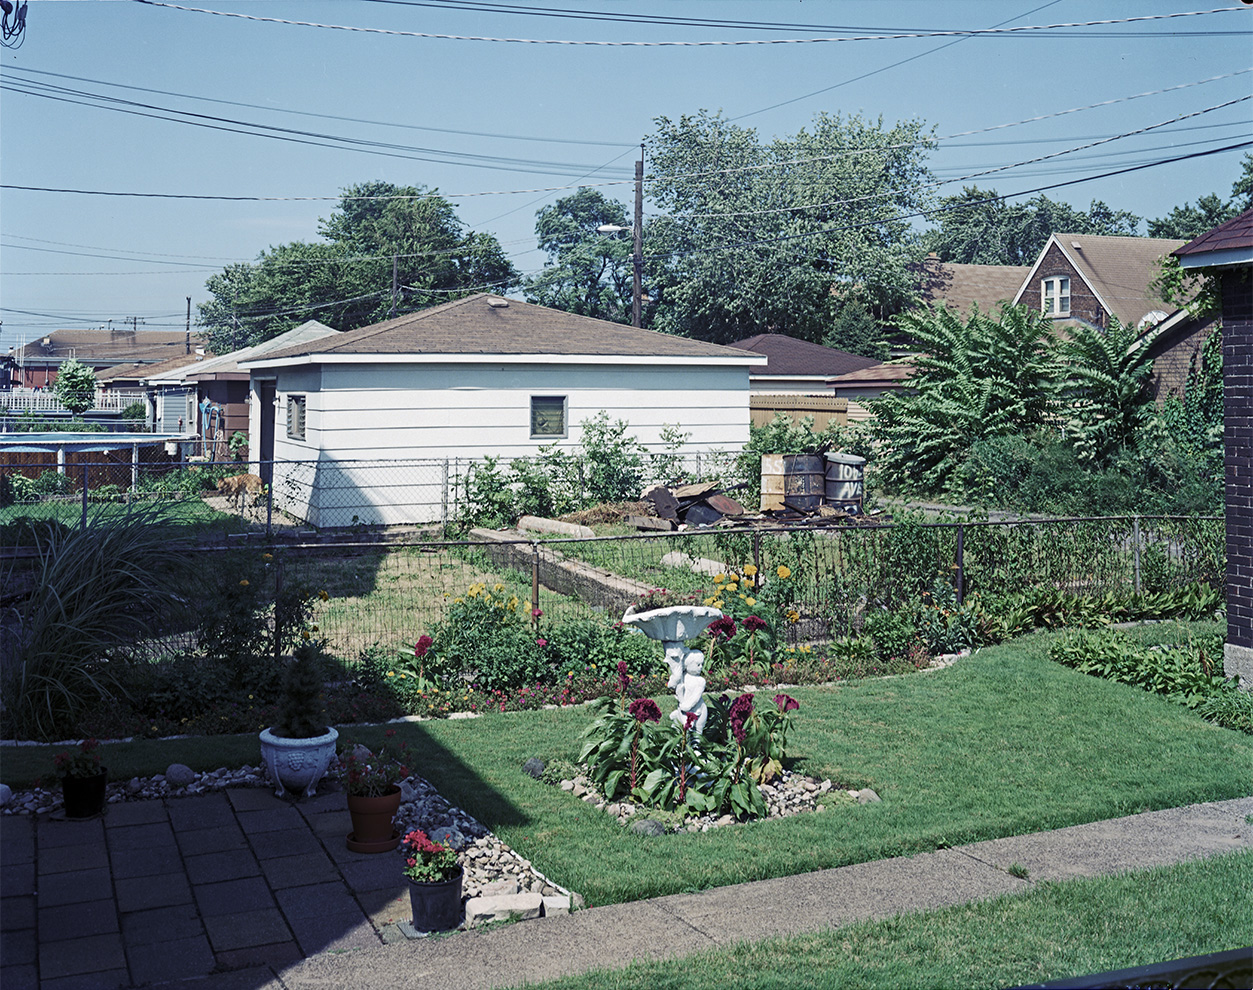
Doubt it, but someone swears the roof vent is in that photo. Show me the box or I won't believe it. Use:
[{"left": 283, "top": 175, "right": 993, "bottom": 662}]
[
  {"left": 1071, "top": 241, "right": 1082, "bottom": 249},
  {"left": 487, "top": 297, "right": 509, "bottom": 308}
]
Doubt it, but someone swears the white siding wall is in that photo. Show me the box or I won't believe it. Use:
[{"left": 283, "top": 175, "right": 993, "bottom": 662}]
[{"left": 262, "top": 359, "right": 751, "bottom": 527}]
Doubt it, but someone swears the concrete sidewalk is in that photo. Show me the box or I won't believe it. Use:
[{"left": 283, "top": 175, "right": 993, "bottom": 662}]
[{"left": 2, "top": 795, "right": 1249, "bottom": 990}]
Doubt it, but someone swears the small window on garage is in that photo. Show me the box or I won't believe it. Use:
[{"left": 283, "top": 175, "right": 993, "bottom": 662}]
[
  {"left": 286, "top": 394, "right": 306, "bottom": 440},
  {"left": 531, "top": 395, "right": 567, "bottom": 438}
]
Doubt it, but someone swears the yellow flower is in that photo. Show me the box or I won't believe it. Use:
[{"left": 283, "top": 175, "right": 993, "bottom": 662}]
[
  {"left": 738, "top": 594, "right": 746, "bottom": 601},
  {"left": 399, "top": 673, "right": 407, "bottom": 678},
  {"left": 787, "top": 609, "right": 800, "bottom": 623},
  {"left": 239, "top": 579, "right": 250, "bottom": 587},
  {"left": 746, "top": 598, "right": 756, "bottom": 607},
  {"left": 713, "top": 599, "right": 724, "bottom": 609},
  {"left": 713, "top": 573, "right": 725, "bottom": 583},
  {"left": 387, "top": 671, "right": 395, "bottom": 677},
  {"left": 777, "top": 565, "right": 791, "bottom": 579},
  {"left": 262, "top": 553, "right": 273, "bottom": 561},
  {"left": 725, "top": 583, "right": 738, "bottom": 592},
  {"left": 248, "top": 694, "right": 254, "bottom": 699},
  {"left": 301, "top": 630, "right": 310, "bottom": 640},
  {"left": 703, "top": 597, "right": 715, "bottom": 606},
  {"left": 743, "top": 564, "right": 757, "bottom": 577},
  {"left": 494, "top": 583, "right": 505, "bottom": 593}
]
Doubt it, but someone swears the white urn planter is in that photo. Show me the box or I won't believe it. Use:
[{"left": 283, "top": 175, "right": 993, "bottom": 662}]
[
  {"left": 259, "top": 726, "right": 339, "bottom": 798},
  {"left": 621, "top": 605, "right": 722, "bottom": 735}
]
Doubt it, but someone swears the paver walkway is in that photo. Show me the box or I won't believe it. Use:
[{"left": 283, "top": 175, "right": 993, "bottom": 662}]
[
  {"left": 1, "top": 794, "right": 1249, "bottom": 990},
  {"left": 0, "top": 788, "right": 409, "bottom": 990}
]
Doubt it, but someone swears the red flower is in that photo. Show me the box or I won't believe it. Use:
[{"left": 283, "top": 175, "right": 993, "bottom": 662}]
[
  {"left": 628, "top": 698, "right": 662, "bottom": 723},
  {"left": 684, "top": 710, "right": 699, "bottom": 731},
  {"left": 729, "top": 693, "right": 754, "bottom": 743},
  {"left": 743, "top": 615, "right": 767, "bottom": 633},
  {"left": 773, "top": 693, "right": 799, "bottom": 712},
  {"left": 414, "top": 635, "right": 433, "bottom": 658},
  {"left": 709, "top": 617, "right": 737, "bottom": 640},
  {"left": 617, "top": 660, "right": 630, "bottom": 694}
]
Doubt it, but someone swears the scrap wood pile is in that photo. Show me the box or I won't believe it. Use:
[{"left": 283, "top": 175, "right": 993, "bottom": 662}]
[{"left": 628, "top": 481, "right": 873, "bottom": 531}]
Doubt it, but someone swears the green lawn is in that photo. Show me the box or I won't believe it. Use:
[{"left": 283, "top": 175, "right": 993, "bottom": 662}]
[
  {"left": 6, "top": 626, "right": 1247, "bottom": 910},
  {"left": 527, "top": 851, "right": 1253, "bottom": 990}
]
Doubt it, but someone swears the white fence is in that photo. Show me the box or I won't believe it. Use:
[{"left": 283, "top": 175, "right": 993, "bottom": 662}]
[{"left": 0, "top": 388, "right": 148, "bottom": 414}]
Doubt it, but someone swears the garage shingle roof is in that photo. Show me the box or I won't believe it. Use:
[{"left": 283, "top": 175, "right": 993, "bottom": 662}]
[{"left": 251, "top": 295, "right": 759, "bottom": 362}]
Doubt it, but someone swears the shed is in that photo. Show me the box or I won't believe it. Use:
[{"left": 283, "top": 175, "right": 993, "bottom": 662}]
[{"left": 239, "top": 295, "right": 764, "bottom": 527}]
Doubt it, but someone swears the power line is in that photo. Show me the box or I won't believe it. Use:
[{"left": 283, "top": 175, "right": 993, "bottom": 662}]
[{"left": 131, "top": 3, "right": 1246, "bottom": 45}]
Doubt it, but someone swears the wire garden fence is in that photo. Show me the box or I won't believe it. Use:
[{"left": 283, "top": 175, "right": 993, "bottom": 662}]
[{"left": 199, "top": 515, "right": 1224, "bottom": 668}]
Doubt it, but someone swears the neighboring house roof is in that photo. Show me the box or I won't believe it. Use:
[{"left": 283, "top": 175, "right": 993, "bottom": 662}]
[
  {"left": 243, "top": 295, "right": 765, "bottom": 368},
  {"left": 825, "top": 360, "right": 917, "bottom": 389},
  {"left": 916, "top": 257, "right": 1031, "bottom": 314},
  {"left": 726, "top": 334, "right": 878, "bottom": 378},
  {"left": 12, "top": 329, "right": 207, "bottom": 368},
  {"left": 1175, "top": 207, "right": 1253, "bottom": 269},
  {"left": 1013, "top": 233, "right": 1184, "bottom": 327},
  {"left": 156, "top": 320, "right": 340, "bottom": 382},
  {"left": 96, "top": 352, "right": 213, "bottom": 385}
]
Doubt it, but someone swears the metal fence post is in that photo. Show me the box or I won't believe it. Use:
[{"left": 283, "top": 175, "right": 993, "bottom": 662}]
[
  {"left": 753, "top": 530, "right": 762, "bottom": 586},
  {"left": 274, "top": 558, "right": 284, "bottom": 667},
  {"left": 531, "top": 542, "right": 541, "bottom": 618},
  {"left": 81, "top": 463, "right": 89, "bottom": 530},
  {"left": 1132, "top": 515, "right": 1142, "bottom": 596},
  {"left": 265, "top": 460, "right": 274, "bottom": 537},
  {"left": 955, "top": 523, "right": 965, "bottom": 606},
  {"left": 442, "top": 459, "right": 450, "bottom": 526}
]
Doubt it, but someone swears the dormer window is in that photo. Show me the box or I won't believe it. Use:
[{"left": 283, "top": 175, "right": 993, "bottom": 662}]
[{"left": 1042, "top": 276, "right": 1070, "bottom": 317}]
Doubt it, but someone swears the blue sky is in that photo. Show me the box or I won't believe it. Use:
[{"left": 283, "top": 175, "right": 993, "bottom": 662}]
[{"left": 1, "top": 0, "right": 1250, "bottom": 355}]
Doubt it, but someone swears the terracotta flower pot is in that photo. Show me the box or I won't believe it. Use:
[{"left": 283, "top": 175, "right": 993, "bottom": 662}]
[
  {"left": 62, "top": 769, "right": 108, "bottom": 819},
  {"left": 409, "top": 868, "right": 464, "bottom": 932},
  {"left": 346, "top": 788, "right": 402, "bottom": 853}
]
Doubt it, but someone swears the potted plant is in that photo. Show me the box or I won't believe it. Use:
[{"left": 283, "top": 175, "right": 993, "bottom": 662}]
[
  {"left": 337, "top": 733, "right": 410, "bottom": 853},
  {"left": 402, "top": 828, "right": 463, "bottom": 932},
  {"left": 54, "top": 738, "right": 108, "bottom": 819},
  {"left": 258, "top": 638, "right": 338, "bottom": 798}
]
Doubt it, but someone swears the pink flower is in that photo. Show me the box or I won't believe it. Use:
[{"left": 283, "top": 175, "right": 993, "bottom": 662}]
[
  {"left": 532, "top": 608, "right": 543, "bottom": 619},
  {"left": 773, "top": 693, "right": 799, "bottom": 712},
  {"left": 414, "top": 635, "right": 433, "bottom": 658},
  {"left": 536, "top": 638, "right": 548, "bottom": 646}
]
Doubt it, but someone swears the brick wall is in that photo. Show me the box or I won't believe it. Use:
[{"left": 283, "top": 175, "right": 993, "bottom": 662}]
[
  {"left": 1223, "top": 267, "right": 1253, "bottom": 674},
  {"left": 1019, "top": 243, "right": 1108, "bottom": 328}
]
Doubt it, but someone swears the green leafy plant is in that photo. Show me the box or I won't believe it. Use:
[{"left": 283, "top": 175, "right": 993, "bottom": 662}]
[
  {"left": 53, "top": 357, "right": 97, "bottom": 416},
  {"left": 427, "top": 582, "right": 547, "bottom": 692},
  {"left": 274, "top": 637, "right": 328, "bottom": 738},
  {"left": 336, "top": 733, "right": 411, "bottom": 796},
  {"left": 52, "top": 738, "right": 104, "bottom": 778},
  {"left": 401, "top": 828, "right": 460, "bottom": 883},
  {"left": 1049, "top": 629, "right": 1228, "bottom": 709}
]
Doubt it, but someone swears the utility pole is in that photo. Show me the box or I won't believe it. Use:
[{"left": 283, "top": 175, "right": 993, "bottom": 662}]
[
  {"left": 633, "top": 143, "right": 644, "bottom": 329},
  {"left": 185, "top": 297, "right": 191, "bottom": 353},
  {"left": 390, "top": 255, "right": 399, "bottom": 319}
]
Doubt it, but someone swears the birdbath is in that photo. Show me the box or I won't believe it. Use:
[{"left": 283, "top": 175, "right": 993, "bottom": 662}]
[{"left": 620, "top": 604, "right": 722, "bottom": 735}]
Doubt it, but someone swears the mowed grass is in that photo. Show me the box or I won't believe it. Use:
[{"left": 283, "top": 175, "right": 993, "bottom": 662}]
[
  {"left": 8, "top": 626, "right": 1246, "bottom": 909},
  {"left": 526, "top": 851, "right": 1253, "bottom": 990}
]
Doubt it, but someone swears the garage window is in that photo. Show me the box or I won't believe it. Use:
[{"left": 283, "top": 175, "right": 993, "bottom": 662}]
[
  {"left": 530, "top": 396, "right": 567, "bottom": 438},
  {"left": 286, "top": 395, "right": 306, "bottom": 440}
]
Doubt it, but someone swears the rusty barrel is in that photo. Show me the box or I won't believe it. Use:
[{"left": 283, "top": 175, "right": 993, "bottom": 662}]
[{"left": 760, "top": 454, "right": 825, "bottom": 512}]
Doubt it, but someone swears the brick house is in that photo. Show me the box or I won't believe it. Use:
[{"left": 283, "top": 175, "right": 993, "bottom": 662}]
[{"left": 1175, "top": 208, "right": 1253, "bottom": 688}]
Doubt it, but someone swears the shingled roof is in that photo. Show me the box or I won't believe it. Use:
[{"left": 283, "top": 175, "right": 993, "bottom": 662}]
[
  {"left": 726, "top": 334, "right": 878, "bottom": 377},
  {"left": 14, "top": 329, "right": 207, "bottom": 368},
  {"left": 1175, "top": 208, "right": 1253, "bottom": 268},
  {"left": 244, "top": 295, "right": 761, "bottom": 366},
  {"left": 916, "top": 257, "right": 1030, "bottom": 314},
  {"left": 1014, "top": 233, "right": 1184, "bottom": 326}
]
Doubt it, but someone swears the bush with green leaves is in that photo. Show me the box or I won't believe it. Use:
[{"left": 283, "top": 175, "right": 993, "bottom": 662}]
[
  {"left": 425, "top": 581, "right": 548, "bottom": 692},
  {"left": 53, "top": 357, "right": 98, "bottom": 416}
]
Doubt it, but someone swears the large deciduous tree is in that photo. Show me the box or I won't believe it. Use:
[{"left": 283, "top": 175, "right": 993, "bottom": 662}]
[
  {"left": 925, "top": 187, "right": 1140, "bottom": 266},
  {"left": 641, "top": 110, "right": 935, "bottom": 345},
  {"left": 524, "top": 188, "right": 634, "bottom": 322},
  {"left": 198, "top": 181, "right": 518, "bottom": 353}
]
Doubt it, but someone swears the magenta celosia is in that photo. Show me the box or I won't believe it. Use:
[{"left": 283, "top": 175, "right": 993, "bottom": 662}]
[
  {"left": 743, "top": 615, "right": 768, "bottom": 633},
  {"left": 773, "top": 693, "right": 799, "bottom": 712},
  {"left": 628, "top": 698, "right": 662, "bottom": 723}
]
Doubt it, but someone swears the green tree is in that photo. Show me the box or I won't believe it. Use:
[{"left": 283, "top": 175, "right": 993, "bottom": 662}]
[
  {"left": 198, "top": 182, "right": 518, "bottom": 353},
  {"left": 822, "top": 299, "right": 888, "bottom": 359},
  {"left": 524, "top": 188, "right": 634, "bottom": 322},
  {"left": 870, "top": 305, "right": 1060, "bottom": 494},
  {"left": 1060, "top": 317, "right": 1155, "bottom": 466},
  {"left": 926, "top": 187, "right": 1140, "bottom": 266},
  {"left": 1147, "top": 152, "right": 1252, "bottom": 238},
  {"left": 643, "top": 110, "right": 935, "bottom": 344},
  {"left": 53, "top": 358, "right": 97, "bottom": 416}
]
